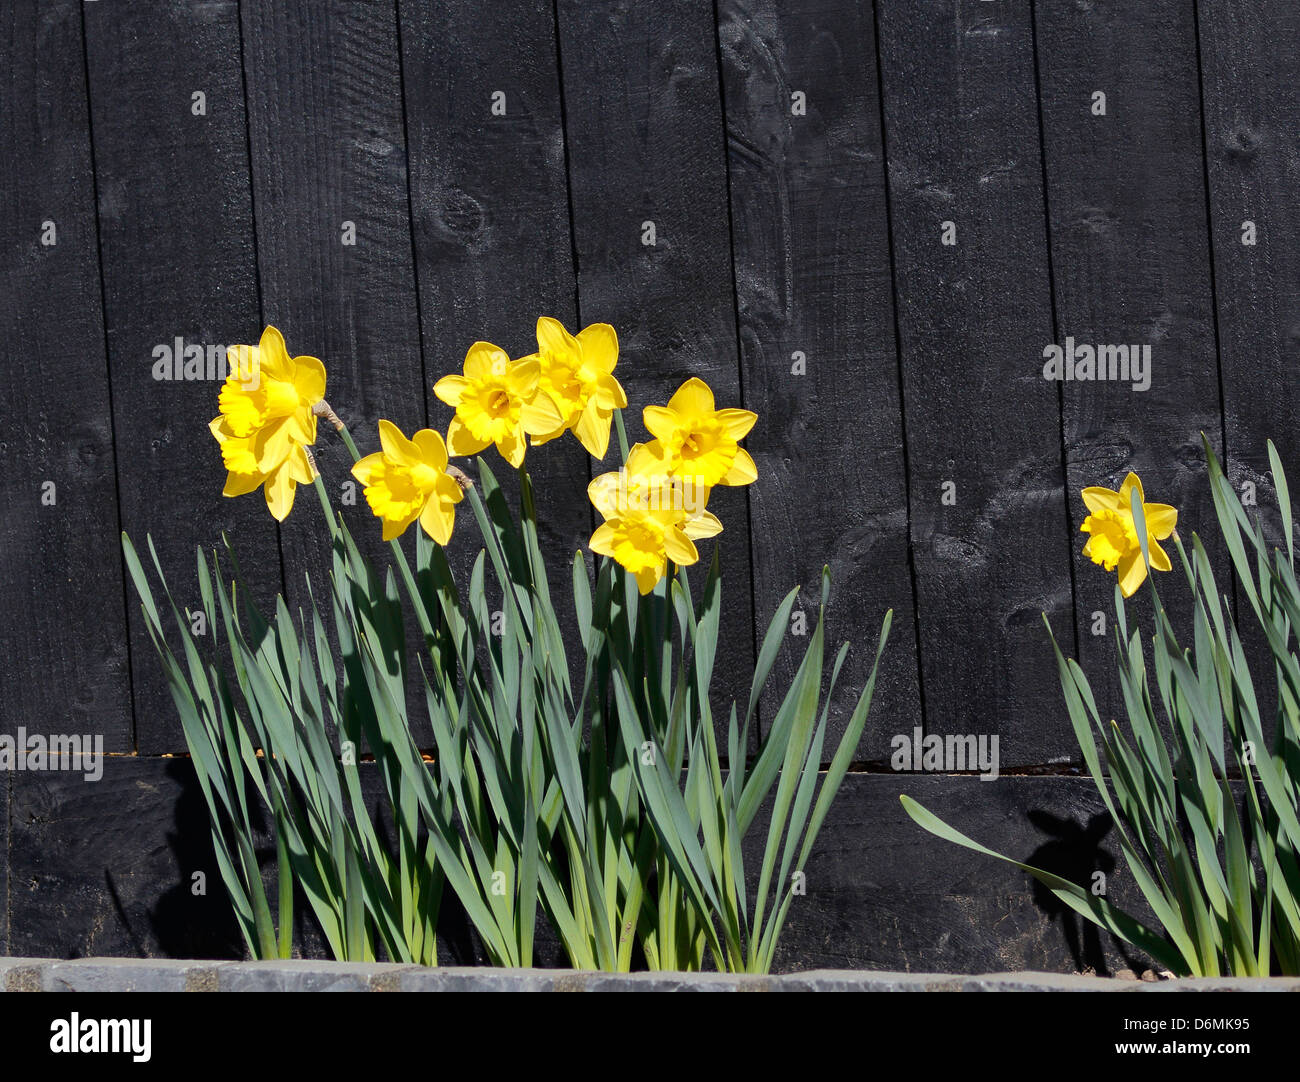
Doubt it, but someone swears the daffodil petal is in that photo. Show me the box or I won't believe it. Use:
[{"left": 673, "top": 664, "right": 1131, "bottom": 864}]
[
  {"left": 378, "top": 419, "right": 420, "bottom": 468},
  {"left": 577, "top": 322, "right": 619, "bottom": 373},
  {"left": 537, "top": 316, "right": 579, "bottom": 359},
  {"left": 663, "top": 527, "right": 698, "bottom": 566},
  {"left": 223, "top": 470, "right": 264, "bottom": 498},
  {"left": 716, "top": 408, "right": 757, "bottom": 440},
  {"left": 434, "top": 374, "right": 469, "bottom": 407},
  {"left": 594, "top": 372, "right": 628, "bottom": 410},
  {"left": 287, "top": 445, "right": 316, "bottom": 485},
  {"left": 573, "top": 399, "right": 611, "bottom": 460},
  {"left": 521, "top": 392, "right": 566, "bottom": 436},
  {"left": 252, "top": 419, "right": 296, "bottom": 473},
  {"left": 291, "top": 355, "right": 327, "bottom": 404},
  {"left": 446, "top": 415, "right": 489, "bottom": 457},
  {"left": 283, "top": 406, "right": 316, "bottom": 446},
  {"left": 589, "top": 521, "right": 618, "bottom": 558},
  {"left": 412, "top": 428, "right": 450, "bottom": 471},
  {"left": 434, "top": 472, "right": 464, "bottom": 506},
  {"left": 419, "top": 496, "right": 455, "bottom": 545},
  {"left": 684, "top": 510, "right": 723, "bottom": 540},
  {"left": 721, "top": 447, "right": 758, "bottom": 486},
  {"left": 1081, "top": 486, "right": 1121, "bottom": 514},
  {"left": 382, "top": 509, "right": 420, "bottom": 542},
  {"left": 1144, "top": 502, "right": 1178, "bottom": 539},
  {"left": 588, "top": 472, "right": 621, "bottom": 519},
  {"left": 499, "top": 427, "right": 527, "bottom": 468},
  {"left": 1149, "top": 539, "right": 1173, "bottom": 572},
  {"left": 666, "top": 377, "right": 716, "bottom": 417},
  {"left": 258, "top": 326, "right": 291, "bottom": 380},
  {"left": 1118, "top": 471, "right": 1146, "bottom": 508},
  {"left": 464, "top": 341, "right": 509, "bottom": 381},
  {"left": 634, "top": 566, "right": 662, "bottom": 595},
  {"left": 1118, "top": 550, "right": 1148, "bottom": 597},
  {"left": 264, "top": 462, "right": 296, "bottom": 521},
  {"left": 352, "top": 451, "right": 384, "bottom": 485},
  {"left": 507, "top": 358, "right": 540, "bottom": 398},
  {"left": 642, "top": 404, "right": 678, "bottom": 443}
]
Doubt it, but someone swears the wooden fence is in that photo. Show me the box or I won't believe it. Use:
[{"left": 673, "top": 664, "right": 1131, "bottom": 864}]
[{"left": 0, "top": 0, "right": 1296, "bottom": 970}]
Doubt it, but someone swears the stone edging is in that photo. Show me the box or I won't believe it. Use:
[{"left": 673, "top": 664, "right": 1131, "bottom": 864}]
[{"left": 3, "top": 958, "right": 1299, "bottom": 992}]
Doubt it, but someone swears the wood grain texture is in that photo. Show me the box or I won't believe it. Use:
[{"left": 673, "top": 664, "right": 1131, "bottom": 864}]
[
  {"left": 1035, "top": 0, "right": 1225, "bottom": 734},
  {"left": 396, "top": 0, "right": 590, "bottom": 678},
  {"left": 7, "top": 757, "right": 571, "bottom": 965},
  {"left": 1198, "top": 0, "right": 1300, "bottom": 540},
  {"left": 8, "top": 757, "right": 248, "bottom": 959},
  {"left": 765, "top": 774, "right": 1151, "bottom": 975},
  {"left": 81, "top": 0, "right": 277, "bottom": 753},
  {"left": 0, "top": 1, "right": 132, "bottom": 751},
  {"left": 1, "top": 772, "right": 7, "bottom": 955},
  {"left": 717, "top": 0, "right": 921, "bottom": 759},
  {"left": 875, "top": 0, "right": 1074, "bottom": 766},
  {"left": 9, "top": 757, "right": 1145, "bottom": 974},
  {"left": 554, "top": 0, "right": 757, "bottom": 730},
  {"left": 239, "top": 0, "right": 428, "bottom": 725}
]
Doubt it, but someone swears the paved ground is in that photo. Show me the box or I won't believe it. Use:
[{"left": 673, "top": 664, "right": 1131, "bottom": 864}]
[{"left": 3, "top": 958, "right": 1298, "bottom": 992}]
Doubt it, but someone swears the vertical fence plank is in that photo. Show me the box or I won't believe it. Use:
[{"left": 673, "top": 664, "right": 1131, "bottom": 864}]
[
  {"left": 0, "top": 3, "right": 131, "bottom": 750},
  {"left": 1035, "top": 0, "right": 1224, "bottom": 726},
  {"left": 81, "top": 0, "right": 275, "bottom": 753},
  {"left": 240, "top": 1, "right": 427, "bottom": 674},
  {"left": 1198, "top": 0, "right": 1300, "bottom": 528},
  {"left": 397, "top": 0, "right": 590, "bottom": 649},
  {"left": 876, "top": 0, "right": 1074, "bottom": 766},
  {"left": 555, "top": 0, "right": 757, "bottom": 729},
  {"left": 717, "top": 0, "right": 920, "bottom": 757}
]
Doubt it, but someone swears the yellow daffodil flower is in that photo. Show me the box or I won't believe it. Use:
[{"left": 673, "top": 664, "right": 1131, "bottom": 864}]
[
  {"left": 351, "top": 420, "right": 464, "bottom": 543},
  {"left": 433, "top": 342, "right": 538, "bottom": 468},
  {"left": 590, "top": 507, "right": 699, "bottom": 595},
  {"left": 519, "top": 317, "right": 628, "bottom": 460},
  {"left": 1080, "top": 472, "right": 1177, "bottom": 597},
  {"left": 642, "top": 377, "right": 757, "bottom": 487},
  {"left": 208, "top": 417, "right": 316, "bottom": 521},
  {"left": 589, "top": 441, "right": 721, "bottom": 541},
  {"left": 210, "top": 326, "right": 325, "bottom": 520},
  {"left": 214, "top": 325, "right": 326, "bottom": 474}
]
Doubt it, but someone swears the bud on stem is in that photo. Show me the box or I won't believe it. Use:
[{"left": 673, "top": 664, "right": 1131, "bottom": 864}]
[
  {"left": 448, "top": 464, "right": 474, "bottom": 492},
  {"left": 313, "top": 399, "right": 345, "bottom": 431}
]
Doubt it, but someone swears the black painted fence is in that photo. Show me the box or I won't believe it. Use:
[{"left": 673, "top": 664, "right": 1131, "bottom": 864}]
[{"left": 1, "top": 0, "right": 1295, "bottom": 972}]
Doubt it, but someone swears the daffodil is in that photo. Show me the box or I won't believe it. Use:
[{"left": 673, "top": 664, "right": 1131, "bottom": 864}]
[
  {"left": 214, "top": 325, "right": 326, "bottom": 474},
  {"left": 434, "top": 342, "right": 538, "bottom": 468},
  {"left": 210, "top": 326, "right": 325, "bottom": 520},
  {"left": 208, "top": 417, "right": 317, "bottom": 521},
  {"left": 589, "top": 441, "right": 721, "bottom": 541},
  {"left": 643, "top": 378, "right": 757, "bottom": 487},
  {"left": 589, "top": 507, "right": 699, "bottom": 595},
  {"left": 1080, "top": 472, "right": 1177, "bottom": 597},
  {"left": 351, "top": 420, "right": 464, "bottom": 543},
  {"left": 519, "top": 317, "right": 628, "bottom": 460}
]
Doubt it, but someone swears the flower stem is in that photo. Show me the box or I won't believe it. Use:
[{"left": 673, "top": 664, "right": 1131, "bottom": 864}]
[
  {"left": 613, "top": 408, "right": 631, "bottom": 464},
  {"left": 305, "top": 447, "right": 340, "bottom": 543}
]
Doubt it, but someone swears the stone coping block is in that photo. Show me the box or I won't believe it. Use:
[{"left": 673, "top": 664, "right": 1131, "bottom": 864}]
[{"left": 4, "top": 958, "right": 1300, "bottom": 992}]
